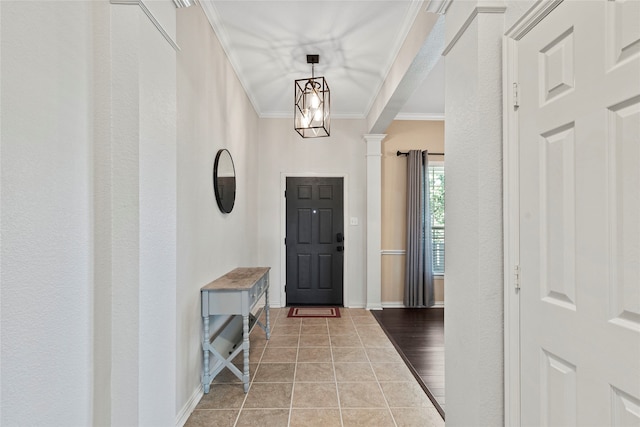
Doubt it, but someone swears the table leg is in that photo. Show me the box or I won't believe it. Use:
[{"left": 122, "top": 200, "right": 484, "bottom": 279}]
[
  {"left": 203, "top": 315, "right": 210, "bottom": 393},
  {"left": 242, "top": 314, "right": 250, "bottom": 393},
  {"left": 265, "top": 285, "right": 271, "bottom": 340}
]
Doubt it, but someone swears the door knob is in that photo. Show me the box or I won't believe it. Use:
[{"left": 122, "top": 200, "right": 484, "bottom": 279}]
[{"left": 337, "top": 246, "right": 344, "bottom": 252}]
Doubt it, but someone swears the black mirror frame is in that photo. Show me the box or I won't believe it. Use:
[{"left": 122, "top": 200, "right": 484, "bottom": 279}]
[{"left": 213, "top": 149, "right": 236, "bottom": 214}]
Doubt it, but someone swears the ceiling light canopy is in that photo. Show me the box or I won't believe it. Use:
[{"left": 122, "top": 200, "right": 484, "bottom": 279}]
[{"left": 294, "top": 55, "right": 330, "bottom": 138}]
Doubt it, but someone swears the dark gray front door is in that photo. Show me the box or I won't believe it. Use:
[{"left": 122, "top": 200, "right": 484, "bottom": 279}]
[{"left": 286, "top": 177, "right": 344, "bottom": 306}]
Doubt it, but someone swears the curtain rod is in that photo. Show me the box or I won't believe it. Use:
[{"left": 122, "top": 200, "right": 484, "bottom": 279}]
[{"left": 396, "top": 150, "right": 444, "bottom": 156}]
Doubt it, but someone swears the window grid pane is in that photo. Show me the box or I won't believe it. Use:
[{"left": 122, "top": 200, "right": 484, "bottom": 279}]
[{"left": 428, "top": 165, "right": 445, "bottom": 274}]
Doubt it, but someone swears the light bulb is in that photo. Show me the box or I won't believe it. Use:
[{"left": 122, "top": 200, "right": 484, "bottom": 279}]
[
  {"left": 310, "top": 92, "right": 320, "bottom": 109},
  {"left": 302, "top": 109, "right": 312, "bottom": 127}
]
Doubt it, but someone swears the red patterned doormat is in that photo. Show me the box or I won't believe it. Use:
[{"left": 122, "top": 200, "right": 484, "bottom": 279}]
[{"left": 287, "top": 307, "right": 341, "bottom": 318}]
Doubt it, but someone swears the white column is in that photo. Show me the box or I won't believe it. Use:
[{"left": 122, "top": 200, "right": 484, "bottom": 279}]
[{"left": 364, "top": 134, "right": 385, "bottom": 310}]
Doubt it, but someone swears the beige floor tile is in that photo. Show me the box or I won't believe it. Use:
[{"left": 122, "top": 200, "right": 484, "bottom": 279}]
[
  {"left": 327, "top": 317, "right": 353, "bottom": 325},
  {"left": 231, "top": 346, "right": 265, "bottom": 364},
  {"left": 354, "top": 325, "right": 386, "bottom": 337},
  {"left": 270, "top": 308, "right": 286, "bottom": 316},
  {"left": 266, "top": 335, "right": 299, "bottom": 348},
  {"left": 365, "top": 347, "right": 403, "bottom": 363},
  {"left": 341, "top": 408, "right": 396, "bottom": 427},
  {"left": 329, "top": 334, "right": 362, "bottom": 347},
  {"left": 195, "top": 384, "right": 247, "bottom": 409},
  {"left": 299, "top": 334, "right": 330, "bottom": 347},
  {"left": 275, "top": 318, "right": 303, "bottom": 327},
  {"left": 334, "top": 363, "right": 376, "bottom": 382},
  {"left": 301, "top": 324, "right": 328, "bottom": 335},
  {"left": 243, "top": 383, "right": 293, "bottom": 408},
  {"left": 379, "top": 382, "right": 433, "bottom": 408},
  {"left": 332, "top": 347, "right": 369, "bottom": 363},
  {"left": 360, "top": 335, "right": 394, "bottom": 349},
  {"left": 297, "top": 347, "right": 332, "bottom": 363},
  {"left": 249, "top": 333, "right": 268, "bottom": 347},
  {"left": 301, "top": 318, "right": 328, "bottom": 326},
  {"left": 350, "top": 316, "right": 380, "bottom": 326},
  {"left": 344, "top": 308, "right": 370, "bottom": 317},
  {"left": 235, "top": 409, "right": 290, "bottom": 427},
  {"left": 261, "top": 347, "right": 298, "bottom": 363},
  {"left": 370, "top": 363, "right": 416, "bottom": 382},
  {"left": 328, "top": 324, "right": 358, "bottom": 335},
  {"left": 337, "top": 382, "right": 386, "bottom": 408},
  {"left": 212, "top": 364, "right": 256, "bottom": 384},
  {"left": 390, "top": 407, "right": 445, "bottom": 427},
  {"left": 289, "top": 409, "right": 342, "bottom": 427},
  {"left": 295, "top": 362, "right": 335, "bottom": 382},
  {"left": 184, "top": 409, "right": 238, "bottom": 427},
  {"left": 292, "top": 382, "right": 339, "bottom": 408},
  {"left": 186, "top": 307, "right": 440, "bottom": 427},
  {"left": 270, "top": 325, "right": 301, "bottom": 336},
  {"left": 253, "top": 363, "right": 295, "bottom": 382}
]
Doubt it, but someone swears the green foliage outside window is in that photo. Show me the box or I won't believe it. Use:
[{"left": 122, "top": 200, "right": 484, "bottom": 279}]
[{"left": 427, "top": 165, "right": 445, "bottom": 274}]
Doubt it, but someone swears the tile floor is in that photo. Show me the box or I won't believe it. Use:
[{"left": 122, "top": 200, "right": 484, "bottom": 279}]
[{"left": 186, "top": 308, "right": 445, "bottom": 427}]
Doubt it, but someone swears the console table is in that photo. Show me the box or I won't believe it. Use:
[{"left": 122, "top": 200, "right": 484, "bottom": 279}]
[{"left": 201, "top": 267, "right": 271, "bottom": 393}]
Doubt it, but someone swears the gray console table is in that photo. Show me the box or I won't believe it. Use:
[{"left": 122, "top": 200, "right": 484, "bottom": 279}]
[{"left": 201, "top": 267, "right": 271, "bottom": 393}]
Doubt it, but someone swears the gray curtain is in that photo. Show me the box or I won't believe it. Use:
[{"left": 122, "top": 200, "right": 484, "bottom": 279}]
[{"left": 404, "top": 150, "right": 435, "bottom": 308}]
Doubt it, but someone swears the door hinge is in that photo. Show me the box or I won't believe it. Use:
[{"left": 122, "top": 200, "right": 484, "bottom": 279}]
[
  {"left": 514, "top": 264, "right": 520, "bottom": 291},
  {"left": 284, "top": 238, "right": 287, "bottom": 245},
  {"left": 513, "top": 82, "right": 519, "bottom": 109},
  {"left": 284, "top": 190, "right": 287, "bottom": 198}
]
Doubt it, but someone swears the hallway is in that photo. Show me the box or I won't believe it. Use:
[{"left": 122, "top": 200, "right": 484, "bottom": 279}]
[
  {"left": 372, "top": 308, "right": 445, "bottom": 417},
  {"left": 186, "top": 308, "right": 444, "bottom": 426}
]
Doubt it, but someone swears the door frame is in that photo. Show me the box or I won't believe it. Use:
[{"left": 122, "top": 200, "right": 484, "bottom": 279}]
[
  {"left": 280, "top": 173, "right": 349, "bottom": 308},
  {"left": 503, "top": 2, "right": 565, "bottom": 425}
]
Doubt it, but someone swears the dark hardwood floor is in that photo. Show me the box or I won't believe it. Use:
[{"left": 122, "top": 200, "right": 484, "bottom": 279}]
[{"left": 372, "top": 308, "right": 445, "bottom": 419}]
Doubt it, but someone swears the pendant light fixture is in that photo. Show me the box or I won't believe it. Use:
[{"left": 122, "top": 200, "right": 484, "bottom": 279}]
[{"left": 294, "top": 55, "right": 330, "bottom": 138}]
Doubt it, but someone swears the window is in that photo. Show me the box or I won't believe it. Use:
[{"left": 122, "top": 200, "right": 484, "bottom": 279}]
[{"left": 427, "top": 164, "right": 445, "bottom": 274}]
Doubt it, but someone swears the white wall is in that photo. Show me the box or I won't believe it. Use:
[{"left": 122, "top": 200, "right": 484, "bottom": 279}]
[
  {"left": 442, "top": 1, "right": 506, "bottom": 426},
  {"left": 1, "top": 2, "right": 93, "bottom": 424},
  {"left": 257, "top": 119, "right": 368, "bottom": 308},
  {"left": 92, "top": 3, "right": 178, "bottom": 425},
  {"left": 176, "top": 5, "right": 261, "bottom": 419},
  {"left": 2, "top": 1, "right": 180, "bottom": 425}
]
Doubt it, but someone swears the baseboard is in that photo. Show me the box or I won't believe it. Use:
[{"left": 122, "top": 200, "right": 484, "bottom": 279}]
[
  {"left": 175, "top": 384, "right": 203, "bottom": 427},
  {"left": 381, "top": 301, "right": 445, "bottom": 308},
  {"left": 382, "top": 301, "right": 405, "bottom": 308}
]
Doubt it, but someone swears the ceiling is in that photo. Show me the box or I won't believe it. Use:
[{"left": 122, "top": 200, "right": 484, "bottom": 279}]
[{"left": 199, "top": 0, "right": 444, "bottom": 120}]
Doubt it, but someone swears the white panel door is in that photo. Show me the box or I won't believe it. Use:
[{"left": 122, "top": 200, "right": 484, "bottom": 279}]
[{"left": 518, "top": 1, "right": 640, "bottom": 425}]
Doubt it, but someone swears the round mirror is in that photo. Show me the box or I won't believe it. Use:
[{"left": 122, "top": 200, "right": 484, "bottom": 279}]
[{"left": 213, "top": 149, "right": 236, "bottom": 213}]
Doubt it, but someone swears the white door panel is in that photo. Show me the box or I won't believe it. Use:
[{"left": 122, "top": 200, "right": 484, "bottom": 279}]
[{"left": 517, "top": 1, "right": 640, "bottom": 426}]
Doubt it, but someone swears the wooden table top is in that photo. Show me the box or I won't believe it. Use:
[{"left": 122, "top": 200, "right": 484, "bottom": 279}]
[{"left": 201, "top": 267, "right": 270, "bottom": 291}]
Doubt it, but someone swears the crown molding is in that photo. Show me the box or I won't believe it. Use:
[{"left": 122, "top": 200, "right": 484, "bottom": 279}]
[
  {"left": 259, "top": 111, "right": 365, "bottom": 120},
  {"left": 505, "top": 0, "right": 563, "bottom": 40},
  {"left": 443, "top": 3, "right": 507, "bottom": 56},
  {"left": 426, "top": 0, "right": 453, "bottom": 15},
  {"left": 394, "top": 112, "right": 445, "bottom": 121},
  {"left": 199, "top": 0, "right": 264, "bottom": 117},
  {"left": 362, "top": 0, "right": 426, "bottom": 119}
]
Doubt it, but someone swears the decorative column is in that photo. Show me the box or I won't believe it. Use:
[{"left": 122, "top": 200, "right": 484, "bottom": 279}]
[{"left": 364, "top": 134, "right": 386, "bottom": 310}]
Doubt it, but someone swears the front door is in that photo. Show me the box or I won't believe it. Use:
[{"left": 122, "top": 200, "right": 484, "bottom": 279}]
[
  {"left": 517, "top": 1, "right": 640, "bottom": 425},
  {"left": 286, "top": 177, "right": 344, "bottom": 306}
]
